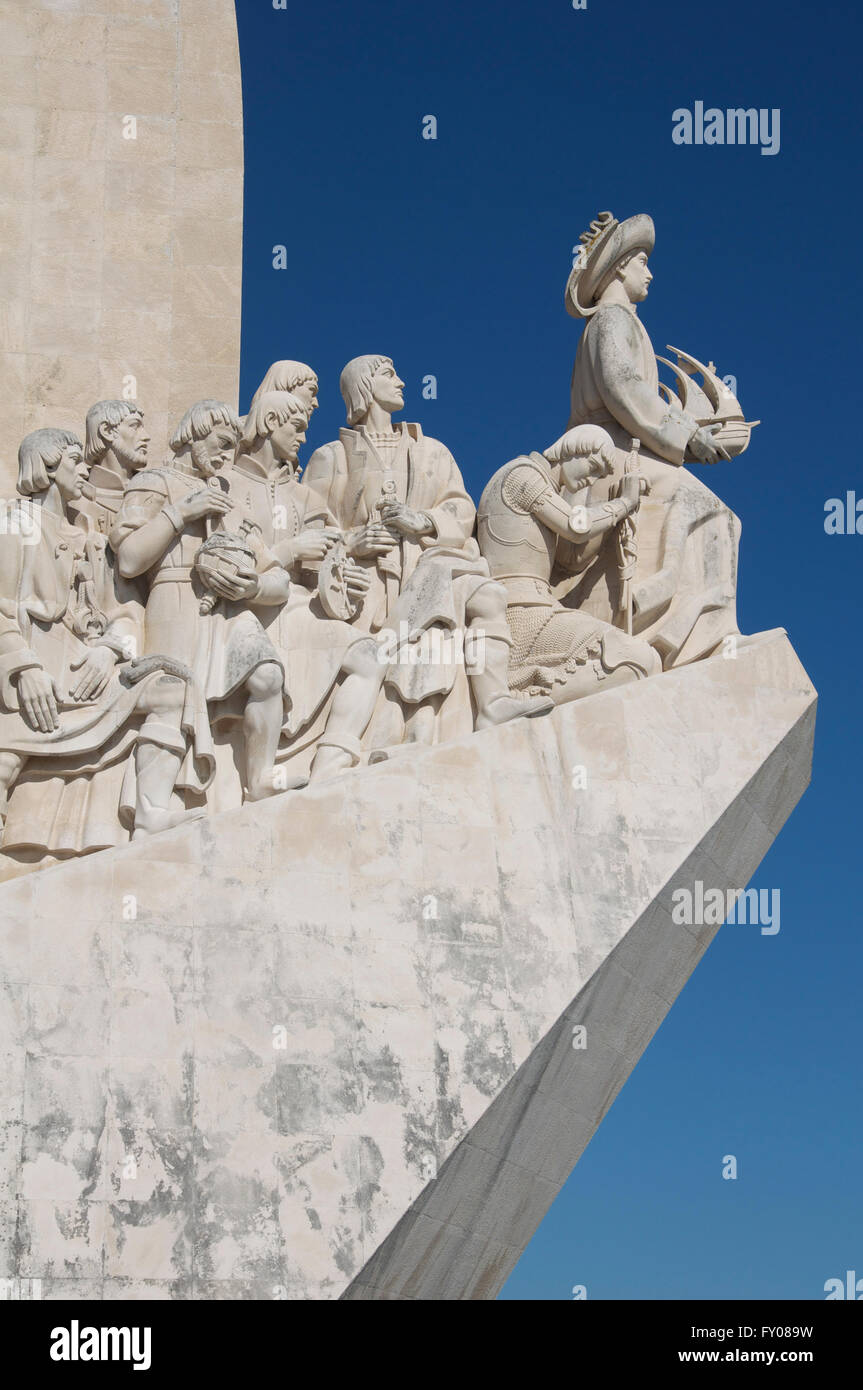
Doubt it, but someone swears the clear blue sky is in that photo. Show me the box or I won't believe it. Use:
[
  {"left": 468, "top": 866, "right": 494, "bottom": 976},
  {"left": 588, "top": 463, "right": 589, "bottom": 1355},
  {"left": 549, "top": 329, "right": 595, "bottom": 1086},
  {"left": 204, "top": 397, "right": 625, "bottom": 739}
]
[{"left": 233, "top": 0, "right": 861, "bottom": 1299}]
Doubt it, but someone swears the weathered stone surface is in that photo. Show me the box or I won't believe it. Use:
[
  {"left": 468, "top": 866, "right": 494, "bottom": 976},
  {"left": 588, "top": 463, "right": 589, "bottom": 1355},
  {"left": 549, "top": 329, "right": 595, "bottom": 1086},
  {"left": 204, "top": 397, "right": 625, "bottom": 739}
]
[
  {"left": 0, "top": 630, "right": 815, "bottom": 1298},
  {"left": 0, "top": 0, "right": 243, "bottom": 488}
]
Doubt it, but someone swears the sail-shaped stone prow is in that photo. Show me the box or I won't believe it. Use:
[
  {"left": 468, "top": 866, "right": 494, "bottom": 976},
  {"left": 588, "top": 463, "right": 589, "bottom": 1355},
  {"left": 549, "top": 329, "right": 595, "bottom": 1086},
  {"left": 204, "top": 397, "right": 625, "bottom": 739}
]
[
  {"left": 346, "top": 667, "right": 815, "bottom": 1298},
  {"left": 0, "top": 630, "right": 814, "bottom": 1298},
  {"left": 0, "top": 0, "right": 243, "bottom": 489}
]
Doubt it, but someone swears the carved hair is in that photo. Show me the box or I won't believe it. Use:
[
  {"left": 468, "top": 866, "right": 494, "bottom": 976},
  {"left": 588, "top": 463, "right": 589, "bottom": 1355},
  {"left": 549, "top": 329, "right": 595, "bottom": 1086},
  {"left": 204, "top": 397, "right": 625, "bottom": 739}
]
[
  {"left": 170, "top": 400, "right": 241, "bottom": 451},
  {"left": 249, "top": 361, "right": 317, "bottom": 408},
  {"left": 339, "top": 355, "right": 392, "bottom": 427},
  {"left": 544, "top": 425, "right": 615, "bottom": 467},
  {"left": 240, "top": 391, "right": 308, "bottom": 449},
  {"left": 17, "top": 428, "right": 82, "bottom": 497},
  {"left": 84, "top": 400, "right": 141, "bottom": 466}
]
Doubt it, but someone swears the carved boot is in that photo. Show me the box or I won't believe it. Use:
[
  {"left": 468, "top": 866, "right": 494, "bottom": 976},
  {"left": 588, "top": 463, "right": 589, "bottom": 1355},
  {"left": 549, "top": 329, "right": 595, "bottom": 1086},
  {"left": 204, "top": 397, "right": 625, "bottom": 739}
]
[
  {"left": 310, "top": 733, "right": 362, "bottom": 783},
  {"left": 472, "top": 634, "right": 554, "bottom": 729},
  {"left": 131, "top": 731, "right": 204, "bottom": 839}
]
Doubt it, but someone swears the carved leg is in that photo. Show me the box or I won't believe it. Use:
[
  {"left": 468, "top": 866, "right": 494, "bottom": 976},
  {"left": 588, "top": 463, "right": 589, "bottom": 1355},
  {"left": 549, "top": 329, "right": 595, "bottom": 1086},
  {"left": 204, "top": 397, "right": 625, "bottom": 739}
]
[
  {"left": 466, "top": 583, "right": 553, "bottom": 729},
  {"left": 403, "top": 697, "right": 440, "bottom": 746},
  {"left": 132, "top": 675, "right": 202, "bottom": 838},
  {"left": 243, "top": 661, "right": 293, "bottom": 800},
  {"left": 310, "top": 638, "right": 385, "bottom": 782},
  {"left": 367, "top": 696, "right": 442, "bottom": 763}
]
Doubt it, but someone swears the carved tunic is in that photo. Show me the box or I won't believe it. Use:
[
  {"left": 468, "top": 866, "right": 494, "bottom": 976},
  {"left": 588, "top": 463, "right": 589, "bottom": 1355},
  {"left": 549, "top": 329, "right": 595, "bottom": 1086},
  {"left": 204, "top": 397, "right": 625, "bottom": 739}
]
[
  {"left": 564, "top": 301, "right": 741, "bottom": 666},
  {"left": 219, "top": 454, "right": 367, "bottom": 740},
  {"left": 113, "top": 464, "right": 282, "bottom": 706},
  {"left": 303, "top": 423, "right": 482, "bottom": 634},
  {"left": 570, "top": 304, "right": 698, "bottom": 465},
  {"left": 304, "top": 423, "right": 496, "bottom": 729}
]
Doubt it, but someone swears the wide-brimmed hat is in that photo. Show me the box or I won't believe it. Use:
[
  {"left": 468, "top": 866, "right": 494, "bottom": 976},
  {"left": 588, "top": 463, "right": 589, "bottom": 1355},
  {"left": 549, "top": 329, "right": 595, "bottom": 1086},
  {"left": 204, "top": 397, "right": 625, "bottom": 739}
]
[{"left": 565, "top": 212, "right": 655, "bottom": 318}]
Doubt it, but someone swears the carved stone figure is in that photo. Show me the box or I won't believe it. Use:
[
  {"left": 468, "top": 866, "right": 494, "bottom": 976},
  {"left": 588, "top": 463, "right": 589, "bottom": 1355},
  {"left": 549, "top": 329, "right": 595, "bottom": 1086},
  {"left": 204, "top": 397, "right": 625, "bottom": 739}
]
[
  {"left": 478, "top": 425, "right": 660, "bottom": 701},
  {"left": 0, "top": 212, "right": 757, "bottom": 870},
  {"left": 303, "top": 355, "right": 551, "bottom": 751},
  {"left": 112, "top": 401, "right": 295, "bottom": 802},
  {"left": 0, "top": 429, "right": 209, "bottom": 850},
  {"left": 562, "top": 211, "right": 750, "bottom": 667},
  {"left": 248, "top": 360, "right": 319, "bottom": 418},
  {"left": 224, "top": 390, "right": 384, "bottom": 783},
  {"left": 76, "top": 399, "right": 152, "bottom": 532}
]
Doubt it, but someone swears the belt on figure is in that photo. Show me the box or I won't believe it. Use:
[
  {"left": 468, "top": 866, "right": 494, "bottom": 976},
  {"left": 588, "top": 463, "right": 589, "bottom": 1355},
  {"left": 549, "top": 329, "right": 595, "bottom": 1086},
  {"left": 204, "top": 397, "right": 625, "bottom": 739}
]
[{"left": 150, "top": 566, "right": 195, "bottom": 585}]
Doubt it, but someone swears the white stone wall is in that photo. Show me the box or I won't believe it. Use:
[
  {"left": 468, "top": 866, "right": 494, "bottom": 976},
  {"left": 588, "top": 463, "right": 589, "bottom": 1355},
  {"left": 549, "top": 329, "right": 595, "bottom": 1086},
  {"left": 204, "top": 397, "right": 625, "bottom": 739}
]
[{"left": 0, "top": 0, "right": 243, "bottom": 490}]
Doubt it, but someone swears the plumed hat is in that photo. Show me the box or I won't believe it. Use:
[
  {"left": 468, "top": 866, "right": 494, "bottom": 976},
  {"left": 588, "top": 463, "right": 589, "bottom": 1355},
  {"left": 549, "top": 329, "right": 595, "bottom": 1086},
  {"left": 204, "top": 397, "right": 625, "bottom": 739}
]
[{"left": 565, "top": 212, "right": 655, "bottom": 318}]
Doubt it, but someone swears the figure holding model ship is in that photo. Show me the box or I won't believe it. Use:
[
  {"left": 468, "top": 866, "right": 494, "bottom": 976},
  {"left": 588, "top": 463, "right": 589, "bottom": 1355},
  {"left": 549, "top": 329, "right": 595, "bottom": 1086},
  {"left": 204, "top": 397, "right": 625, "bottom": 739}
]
[{"left": 561, "top": 211, "right": 758, "bottom": 668}]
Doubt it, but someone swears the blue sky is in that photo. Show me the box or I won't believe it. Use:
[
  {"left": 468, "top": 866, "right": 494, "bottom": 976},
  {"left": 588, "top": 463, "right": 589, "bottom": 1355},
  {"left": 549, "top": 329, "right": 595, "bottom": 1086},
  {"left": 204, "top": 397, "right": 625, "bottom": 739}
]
[{"left": 233, "top": 0, "right": 861, "bottom": 1298}]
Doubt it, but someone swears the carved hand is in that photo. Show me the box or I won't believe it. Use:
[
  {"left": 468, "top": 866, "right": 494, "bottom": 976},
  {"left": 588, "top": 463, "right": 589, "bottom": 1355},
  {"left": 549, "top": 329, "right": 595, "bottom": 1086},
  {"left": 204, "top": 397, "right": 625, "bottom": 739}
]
[
  {"left": 178, "top": 488, "right": 234, "bottom": 524},
  {"left": 288, "top": 528, "right": 340, "bottom": 565},
  {"left": 348, "top": 521, "right": 399, "bottom": 558},
  {"left": 342, "top": 559, "right": 372, "bottom": 599},
  {"left": 68, "top": 645, "right": 115, "bottom": 702},
  {"left": 17, "top": 667, "right": 60, "bottom": 733},
  {"left": 204, "top": 563, "right": 261, "bottom": 602},
  {"left": 688, "top": 424, "right": 730, "bottom": 465},
  {"left": 378, "top": 502, "right": 433, "bottom": 538},
  {"left": 619, "top": 473, "right": 642, "bottom": 510}
]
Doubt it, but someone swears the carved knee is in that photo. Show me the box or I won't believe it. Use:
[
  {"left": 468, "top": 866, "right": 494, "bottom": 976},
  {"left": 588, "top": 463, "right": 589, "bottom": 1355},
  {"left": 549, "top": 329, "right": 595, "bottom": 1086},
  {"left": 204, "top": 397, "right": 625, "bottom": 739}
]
[
  {"left": 140, "top": 674, "right": 186, "bottom": 717},
  {"left": 343, "top": 637, "right": 384, "bottom": 680},
  {"left": 466, "top": 580, "right": 508, "bottom": 626},
  {"left": 246, "top": 661, "right": 284, "bottom": 700}
]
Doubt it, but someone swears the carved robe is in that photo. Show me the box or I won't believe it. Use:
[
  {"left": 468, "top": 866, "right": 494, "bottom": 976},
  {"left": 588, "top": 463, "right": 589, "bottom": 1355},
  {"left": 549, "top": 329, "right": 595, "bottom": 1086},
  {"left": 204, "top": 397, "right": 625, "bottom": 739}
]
[
  {"left": 5, "top": 462, "right": 158, "bottom": 857},
  {"left": 303, "top": 423, "right": 493, "bottom": 746},
  {"left": 564, "top": 301, "right": 741, "bottom": 667},
  {"left": 112, "top": 463, "right": 286, "bottom": 700},
  {"left": 112, "top": 462, "right": 296, "bottom": 813},
  {"left": 215, "top": 453, "right": 369, "bottom": 746},
  {"left": 303, "top": 423, "right": 479, "bottom": 634},
  {"left": 0, "top": 505, "right": 204, "bottom": 856}
]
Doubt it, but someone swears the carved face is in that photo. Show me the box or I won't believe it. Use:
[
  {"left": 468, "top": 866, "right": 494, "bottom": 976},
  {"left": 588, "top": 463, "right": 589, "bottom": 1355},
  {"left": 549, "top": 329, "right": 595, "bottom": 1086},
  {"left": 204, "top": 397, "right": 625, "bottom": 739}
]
[
  {"left": 54, "top": 441, "right": 89, "bottom": 501},
  {"left": 190, "top": 425, "right": 238, "bottom": 478},
  {"left": 269, "top": 414, "right": 308, "bottom": 465},
  {"left": 291, "top": 380, "right": 319, "bottom": 415},
  {"left": 371, "top": 361, "right": 405, "bottom": 414},
  {"left": 619, "top": 251, "right": 652, "bottom": 303},
  {"left": 560, "top": 449, "right": 614, "bottom": 492},
  {"left": 107, "top": 411, "right": 150, "bottom": 471}
]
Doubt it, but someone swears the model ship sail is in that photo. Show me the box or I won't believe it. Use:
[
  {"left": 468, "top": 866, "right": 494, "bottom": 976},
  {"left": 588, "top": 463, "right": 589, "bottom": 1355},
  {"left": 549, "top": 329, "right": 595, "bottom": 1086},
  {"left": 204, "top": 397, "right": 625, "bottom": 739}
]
[{"left": 656, "top": 344, "right": 760, "bottom": 457}]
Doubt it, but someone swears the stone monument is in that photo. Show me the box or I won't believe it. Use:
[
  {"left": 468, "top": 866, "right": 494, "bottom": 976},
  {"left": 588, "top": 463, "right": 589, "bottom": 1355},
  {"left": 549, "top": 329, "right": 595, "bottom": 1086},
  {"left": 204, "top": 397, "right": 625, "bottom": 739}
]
[{"left": 0, "top": 7, "right": 814, "bottom": 1301}]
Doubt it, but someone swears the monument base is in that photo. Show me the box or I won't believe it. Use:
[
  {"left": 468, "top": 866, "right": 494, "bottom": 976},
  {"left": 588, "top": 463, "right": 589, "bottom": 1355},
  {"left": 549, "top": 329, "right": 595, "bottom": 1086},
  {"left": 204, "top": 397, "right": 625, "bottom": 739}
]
[{"left": 0, "top": 630, "right": 815, "bottom": 1300}]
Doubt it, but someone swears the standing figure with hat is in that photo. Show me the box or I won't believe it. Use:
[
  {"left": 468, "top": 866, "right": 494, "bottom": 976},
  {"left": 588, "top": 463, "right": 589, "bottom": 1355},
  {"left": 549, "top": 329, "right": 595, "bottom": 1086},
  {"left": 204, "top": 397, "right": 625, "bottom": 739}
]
[{"left": 562, "top": 211, "right": 752, "bottom": 668}]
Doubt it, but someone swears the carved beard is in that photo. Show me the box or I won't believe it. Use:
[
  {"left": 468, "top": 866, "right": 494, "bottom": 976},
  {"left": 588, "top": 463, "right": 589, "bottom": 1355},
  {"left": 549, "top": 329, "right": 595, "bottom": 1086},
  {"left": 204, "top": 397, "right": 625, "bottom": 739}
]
[
  {"left": 113, "top": 441, "right": 146, "bottom": 474},
  {"left": 191, "top": 440, "right": 216, "bottom": 477}
]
